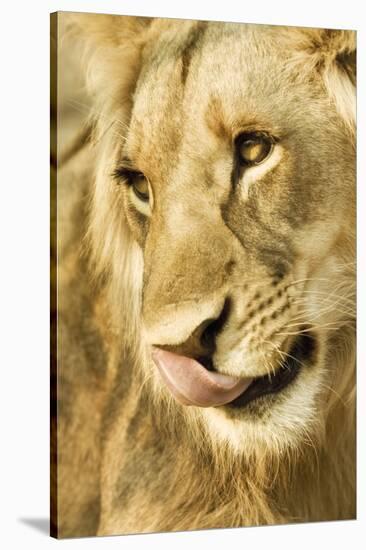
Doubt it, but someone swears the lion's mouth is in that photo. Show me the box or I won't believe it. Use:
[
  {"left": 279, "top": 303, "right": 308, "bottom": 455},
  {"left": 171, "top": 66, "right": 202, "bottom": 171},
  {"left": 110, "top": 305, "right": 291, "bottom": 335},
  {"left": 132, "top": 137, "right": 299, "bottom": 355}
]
[
  {"left": 228, "top": 332, "right": 316, "bottom": 408},
  {"left": 152, "top": 332, "right": 316, "bottom": 409}
]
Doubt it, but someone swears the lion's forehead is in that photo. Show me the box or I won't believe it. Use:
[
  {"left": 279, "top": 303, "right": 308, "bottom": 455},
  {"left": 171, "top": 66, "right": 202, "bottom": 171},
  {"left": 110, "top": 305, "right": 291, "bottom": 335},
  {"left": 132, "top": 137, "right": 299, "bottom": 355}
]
[{"left": 128, "top": 22, "right": 341, "bottom": 184}]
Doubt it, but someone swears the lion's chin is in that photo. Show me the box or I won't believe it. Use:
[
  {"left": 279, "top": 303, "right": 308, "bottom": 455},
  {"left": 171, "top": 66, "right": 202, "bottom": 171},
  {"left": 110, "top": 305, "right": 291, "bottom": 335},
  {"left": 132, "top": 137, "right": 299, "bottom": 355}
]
[{"left": 197, "top": 333, "right": 325, "bottom": 455}]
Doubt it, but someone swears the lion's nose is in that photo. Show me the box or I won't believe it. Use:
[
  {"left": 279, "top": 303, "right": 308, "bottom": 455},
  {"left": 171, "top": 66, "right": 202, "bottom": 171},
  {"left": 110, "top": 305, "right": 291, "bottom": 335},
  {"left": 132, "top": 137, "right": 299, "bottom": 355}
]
[
  {"left": 156, "top": 298, "right": 232, "bottom": 362},
  {"left": 198, "top": 298, "right": 231, "bottom": 354}
]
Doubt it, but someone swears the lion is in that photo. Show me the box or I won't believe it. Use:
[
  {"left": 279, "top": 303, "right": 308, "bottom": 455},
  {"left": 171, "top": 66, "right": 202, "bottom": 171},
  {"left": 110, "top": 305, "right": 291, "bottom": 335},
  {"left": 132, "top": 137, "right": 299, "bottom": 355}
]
[{"left": 51, "top": 13, "right": 356, "bottom": 538}]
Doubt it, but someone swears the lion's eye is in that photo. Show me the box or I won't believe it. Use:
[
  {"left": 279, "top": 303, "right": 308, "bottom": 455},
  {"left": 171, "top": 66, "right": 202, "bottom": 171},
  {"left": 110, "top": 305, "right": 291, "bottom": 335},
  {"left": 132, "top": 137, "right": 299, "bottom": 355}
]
[
  {"left": 130, "top": 173, "right": 150, "bottom": 203},
  {"left": 113, "top": 167, "right": 150, "bottom": 204},
  {"left": 237, "top": 133, "right": 274, "bottom": 166}
]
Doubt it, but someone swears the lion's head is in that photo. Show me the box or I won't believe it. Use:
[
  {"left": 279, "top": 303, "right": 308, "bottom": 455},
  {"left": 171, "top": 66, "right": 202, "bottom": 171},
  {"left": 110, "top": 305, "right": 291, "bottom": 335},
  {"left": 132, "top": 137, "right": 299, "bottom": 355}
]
[{"left": 73, "top": 16, "right": 355, "bottom": 457}]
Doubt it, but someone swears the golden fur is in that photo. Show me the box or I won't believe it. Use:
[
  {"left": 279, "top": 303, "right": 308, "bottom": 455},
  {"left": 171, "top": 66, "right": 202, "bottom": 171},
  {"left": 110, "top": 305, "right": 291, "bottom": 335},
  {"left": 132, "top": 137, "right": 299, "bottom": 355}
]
[{"left": 52, "top": 13, "right": 356, "bottom": 538}]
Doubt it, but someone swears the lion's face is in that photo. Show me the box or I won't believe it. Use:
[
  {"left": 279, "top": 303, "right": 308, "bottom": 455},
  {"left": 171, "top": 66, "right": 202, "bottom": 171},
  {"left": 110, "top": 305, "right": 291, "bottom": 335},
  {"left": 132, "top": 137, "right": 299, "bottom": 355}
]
[{"left": 105, "top": 22, "right": 355, "bottom": 452}]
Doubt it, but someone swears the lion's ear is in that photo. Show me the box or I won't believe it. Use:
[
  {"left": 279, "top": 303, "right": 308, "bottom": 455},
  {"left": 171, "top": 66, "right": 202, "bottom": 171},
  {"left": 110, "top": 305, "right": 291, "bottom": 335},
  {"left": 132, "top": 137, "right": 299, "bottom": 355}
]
[
  {"left": 323, "top": 31, "right": 356, "bottom": 136},
  {"left": 291, "top": 29, "right": 356, "bottom": 136},
  {"left": 60, "top": 13, "right": 153, "bottom": 130},
  {"left": 315, "top": 30, "right": 355, "bottom": 136}
]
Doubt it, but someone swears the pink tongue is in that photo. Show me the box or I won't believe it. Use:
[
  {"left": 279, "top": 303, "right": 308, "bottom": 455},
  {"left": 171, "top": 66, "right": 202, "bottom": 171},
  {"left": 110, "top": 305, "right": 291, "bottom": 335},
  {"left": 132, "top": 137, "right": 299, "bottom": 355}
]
[{"left": 152, "top": 348, "right": 253, "bottom": 407}]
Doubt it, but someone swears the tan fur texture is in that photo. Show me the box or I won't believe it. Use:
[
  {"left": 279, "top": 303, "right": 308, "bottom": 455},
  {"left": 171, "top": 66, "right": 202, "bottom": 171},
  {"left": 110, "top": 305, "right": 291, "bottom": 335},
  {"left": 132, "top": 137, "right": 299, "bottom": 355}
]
[{"left": 53, "top": 13, "right": 356, "bottom": 538}]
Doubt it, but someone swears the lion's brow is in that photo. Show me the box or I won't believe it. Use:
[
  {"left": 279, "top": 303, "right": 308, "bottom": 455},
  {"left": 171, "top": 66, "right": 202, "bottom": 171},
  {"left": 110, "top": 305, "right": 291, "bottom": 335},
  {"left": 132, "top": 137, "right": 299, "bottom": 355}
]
[
  {"left": 121, "top": 155, "right": 135, "bottom": 167},
  {"left": 114, "top": 156, "right": 137, "bottom": 171}
]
